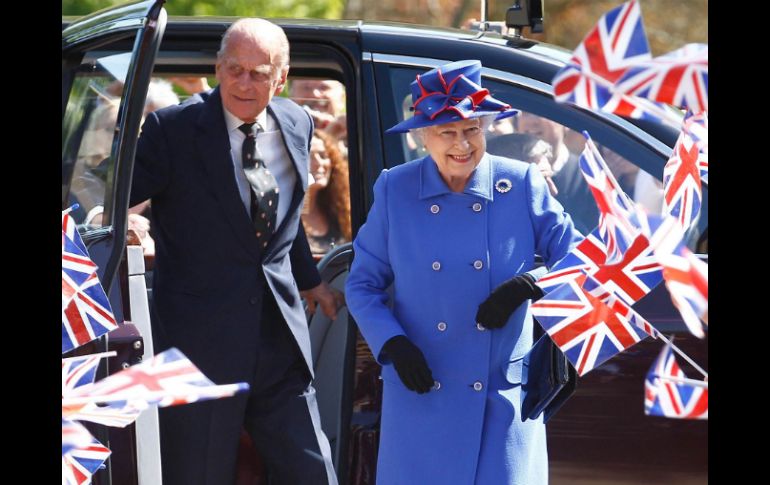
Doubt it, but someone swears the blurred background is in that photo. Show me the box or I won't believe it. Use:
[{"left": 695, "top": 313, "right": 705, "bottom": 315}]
[{"left": 63, "top": 0, "right": 706, "bottom": 55}]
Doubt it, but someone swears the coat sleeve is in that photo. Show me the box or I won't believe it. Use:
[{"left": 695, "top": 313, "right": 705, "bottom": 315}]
[
  {"left": 130, "top": 111, "right": 172, "bottom": 207},
  {"left": 345, "top": 169, "right": 406, "bottom": 364},
  {"left": 524, "top": 163, "right": 585, "bottom": 272},
  {"left": 287, "top": 106, "right": 322, "bottom": 291},
  {"left": 290, "top": 221, "right": 322, "bottom": 291}
]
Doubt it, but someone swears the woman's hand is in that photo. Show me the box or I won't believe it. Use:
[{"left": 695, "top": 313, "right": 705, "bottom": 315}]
[
  {"left": 476, "top": 274, "right": 544, "bottom": 329},
  {"left": 381, "top": 335, "right": 435, "bottom": 394}
]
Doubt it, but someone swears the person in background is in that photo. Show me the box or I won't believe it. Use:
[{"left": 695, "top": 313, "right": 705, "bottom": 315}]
[
  {"left": 517, "top": 112, "right": 598, "bottom": 234},
  {"left": 345, "top": 60, "right": 582, "bottom": 485},
  {"left": 301, "top": 129, "right": 351, "bottom": 258}
]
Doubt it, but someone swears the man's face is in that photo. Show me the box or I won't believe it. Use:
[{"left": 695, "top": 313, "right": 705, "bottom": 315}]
[
  {"left": 215, "top": 33, "right": 287, "bottom": 122},
  {"left": 517, "top": 112, "right": 564, "bottom": 152},
  {"left": 421, "top": 118, "right": 487, "bottom": 184},
  {"left": 291, "top": 80, "right": 342, "bottom": 115}
]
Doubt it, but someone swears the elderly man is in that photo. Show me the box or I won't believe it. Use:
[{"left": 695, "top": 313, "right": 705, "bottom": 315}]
[{"left": 130, "top": 18, "right": 341, "bottom": 485}]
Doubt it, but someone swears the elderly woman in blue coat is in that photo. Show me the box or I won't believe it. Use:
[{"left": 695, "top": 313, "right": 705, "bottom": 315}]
[{"left": 345, "top": 60, "right": 583, "bottom": 484}]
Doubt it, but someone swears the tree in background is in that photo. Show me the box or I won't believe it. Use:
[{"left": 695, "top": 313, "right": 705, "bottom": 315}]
[
  {"left": 64, "top": 0, "right": 706, "bottom": 55},
  {"left": 63, "top": 0, "right": 345, "bottom": 19}
]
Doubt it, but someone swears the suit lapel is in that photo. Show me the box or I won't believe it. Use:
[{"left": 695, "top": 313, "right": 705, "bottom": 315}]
[
  {"left": 194, "top": 88, "right": 262, "bottom": 261},
  {"left": 263, "top": 101, "right": 308, "bottom": 257}
]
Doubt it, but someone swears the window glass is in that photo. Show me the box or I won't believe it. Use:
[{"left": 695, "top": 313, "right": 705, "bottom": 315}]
[
  {"left": 289, "top": 78, "right": 351, "bottom": 260},
  {"left": 62, "top": 51, "right": 134, "bottom": 228}
]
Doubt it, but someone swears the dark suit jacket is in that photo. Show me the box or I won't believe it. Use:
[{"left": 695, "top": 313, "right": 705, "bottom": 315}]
[{"left": 130, "top": 87, "right": 321, "bottom": 385}]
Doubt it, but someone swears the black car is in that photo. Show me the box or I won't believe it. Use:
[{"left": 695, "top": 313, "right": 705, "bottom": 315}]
[{"left": 62, "top": 1, "right": 707, "bottom": 483}]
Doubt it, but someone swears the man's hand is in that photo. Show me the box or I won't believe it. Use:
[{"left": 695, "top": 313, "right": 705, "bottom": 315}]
[{"left": 301, "top": 281, "right": 345, "bottom": 319}]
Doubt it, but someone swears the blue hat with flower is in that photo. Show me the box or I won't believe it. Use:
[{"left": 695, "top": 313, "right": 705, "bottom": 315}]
[{"left": 385, "top": 60, "right": 518, "bottom": 134}]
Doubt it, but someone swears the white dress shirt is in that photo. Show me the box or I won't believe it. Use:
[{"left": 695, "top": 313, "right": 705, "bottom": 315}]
[{"left": 223, "top": 107, "right": 298, "bottom": 228}]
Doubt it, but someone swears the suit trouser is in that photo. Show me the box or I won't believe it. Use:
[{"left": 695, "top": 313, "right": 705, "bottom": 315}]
[{"left": 158, "top": 288, "right": 337, "bottom": 485}]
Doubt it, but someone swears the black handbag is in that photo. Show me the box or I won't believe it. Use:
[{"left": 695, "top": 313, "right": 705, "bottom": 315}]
[{"left": 520, "top": 333, "right": 578, "bottom": 423}]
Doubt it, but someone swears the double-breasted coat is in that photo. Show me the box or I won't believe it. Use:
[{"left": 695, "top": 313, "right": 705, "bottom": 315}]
[{"left": 346, "top": 153, "right": 582, "bottom": 484}]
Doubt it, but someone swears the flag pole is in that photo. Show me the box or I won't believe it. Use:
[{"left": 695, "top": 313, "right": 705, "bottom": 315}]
[
  {"left": 657, "top": 333, "right": 708, "bottom": 379},
  {"left": 657, "top": 375, "right": 708, "bottom": 388},
  {"left": 62, "top": 351, "right": 117, "bottom": 363}
]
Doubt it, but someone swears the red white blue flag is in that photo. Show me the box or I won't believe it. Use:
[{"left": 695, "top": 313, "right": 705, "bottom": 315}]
[
  {"left": 62, "top": 229, "right": 118, "bottom": 353},
  {"left": 659, "top": 245, "right": 708, "bottom": 338},
  {"left": 62, "top": 205, "right": 87, "bottom": 255},
  {"left": 64, "top": 348, "right": 249, "bottom": 414},
  {"left": 645, "top": 342, "right": 708, "bottom": 419},
  {"left": 531, "top": 273, "right": 649, "bottom": 376},
  {"left": 663, "top": 129, "right": 704, "bottom": 232},
  {"left": 579, "top": 133, "right": 639, "bottom": 264},
  {"left": 614, "top": 43, "right": 708, "bottom": 114},
  {"left": 62, "top": 435, "right": 111, "bottom": 485},
  {"left": 62, "top": 353, "right": 111, "bottom": 396},
  {"left": 62, "top": 418, "right": 93, "bottom": 456},
  {"left": 683, "top": 110, "right": 708, "bottom": 159},
  {"left": 536, "top": 228, "right": 607, "bottom": 294}
]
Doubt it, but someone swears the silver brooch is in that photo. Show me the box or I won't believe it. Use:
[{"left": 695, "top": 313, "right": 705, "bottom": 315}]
[{"left": 495, "top": 178, "right": 512, "bottom": 193}]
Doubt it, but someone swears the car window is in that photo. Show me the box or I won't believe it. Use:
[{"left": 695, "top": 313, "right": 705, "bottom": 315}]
[
  {"left": 383, "top": 65, "right": 706, "bottom": 251},
  {"left": 288, "top": 78, "right": 352, "bottom": 261},
  {"left": 62, "top": 51, "right": 135, "bottom": 228}
]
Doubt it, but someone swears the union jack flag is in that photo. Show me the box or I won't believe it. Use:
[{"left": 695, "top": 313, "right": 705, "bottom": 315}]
[
  {"left": 658, "top": 246, "right": 708, "bottom": 338},
  {"left": 579, "top": 133, "right": 640, "bottom": 263},
  {"left": 552, "top": 1, "right": 679, "bottom": 125},
  {"left": 65, "top": 401, "right": 143, "bottom": 428},
  {"left": 62, "top": 208, "right": 117, "bottom": 353},
  {"left": 663, "top": 129, "right": 704, "bottom": 232},
  {"left": 615, "top": 43, "right": 708, "bottom": 114},
  {"left": 645, "top": 343, "right": 708, "bottom": 419},
  {"left": 581, "top": 276, "right": 661, "bottom": 339},
  {"left": 683, "top": 110, "right": 708, "bottom": 158},
  {"left": 62, "top": 230, "right": 118, "bottom": 353},
  {"left": 62, "top": 418, "right": 93, "bottom": 456},
  {"left": 62, "top": 435, "right": 111, "bottom": 485},
  {"left": 64, "top": 348, "right": 249, "bottom": 413},
  {"left": 62, "top": 205, "right": 87, "bottom": 255},
  {"left": 531, "top": 273, "right": 649, "bottom": 376},
  {"left": 536, "top": 228, "right": 607, "bottom": 294},
  {"left": 62, "top": 353, "right": 112, "bottom": 397}
]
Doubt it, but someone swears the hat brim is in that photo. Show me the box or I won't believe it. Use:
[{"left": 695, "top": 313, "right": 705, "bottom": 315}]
[{"left": 385, "top": 108, "right": 519, "bottom": 134}]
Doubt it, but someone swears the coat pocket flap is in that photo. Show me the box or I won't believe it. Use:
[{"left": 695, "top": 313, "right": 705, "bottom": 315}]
[{"left": 505, "top": 355, "right": 526, "bottom": 385}]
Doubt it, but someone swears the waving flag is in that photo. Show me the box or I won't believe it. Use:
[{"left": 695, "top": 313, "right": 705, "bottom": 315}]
[
  {"left": 659, "top": 246, "right": 708, "bottom": 338},
  {"left": 663, "top": 129, "right": 704, "bottom": 232},
  {"left": 62, "top": 418, "right": 93, "bottom": 456},
  {"left": 62, "top": 436, "right": 111, "bottom": 485},
  {"left": 614, "top": 44, "right": 708, "bottom": 114},
  {"left": 62, "top": 353, "right": 111, "bottom": 396},
  {"left": 581, "top": 275, "right": 661, "bottom": 339},
  {"left": 62, "top": 205, "right": 87, "bottom": 255},
  {"left": 645, "top": 343, "right": 708, "bottom": 419},
  {"left": 684, "top": 110, "right": 708, "bottom": 157},
  {"left": 62, "top": 231, "right": 118, "bottom": 353},
  {"left": 552, "top": 1, "right": 674, "bottom": 122},
  {"left": 579, "top": 133, "right": 639, "bottom": 263},
  {"left": 64, "top": 348, "right": 249, "bottom": 414},
  {"left": 65, "top": 401, "right": 144, "bottom": 428},
  {"left": 531, "top": 273, "right": 649, "bottom": 376},
  {"left": 537, "top": 228, "right": 607, "bottom": 294}
]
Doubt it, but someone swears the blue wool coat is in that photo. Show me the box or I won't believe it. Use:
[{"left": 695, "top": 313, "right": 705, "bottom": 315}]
[{"left": 346, "top": 154, "right": 582, "bottom": 485}]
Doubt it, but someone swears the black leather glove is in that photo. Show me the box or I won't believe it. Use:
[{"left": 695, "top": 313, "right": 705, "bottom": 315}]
[
  {"left": 476, "top": 273, "right": 545, "bottom": 329},
  {"left": 381, "top": 335, "right": 434, "bottom": 394}
]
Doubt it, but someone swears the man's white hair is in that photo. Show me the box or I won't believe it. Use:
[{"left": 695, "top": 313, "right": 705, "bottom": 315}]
[{"left": 217, "top": 18, "right": 290, "bottom": 75}]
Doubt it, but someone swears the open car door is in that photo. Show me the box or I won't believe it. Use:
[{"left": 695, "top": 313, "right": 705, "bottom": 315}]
[{"left": 62, "top": 1, "right": 167, "bottom": 484}]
